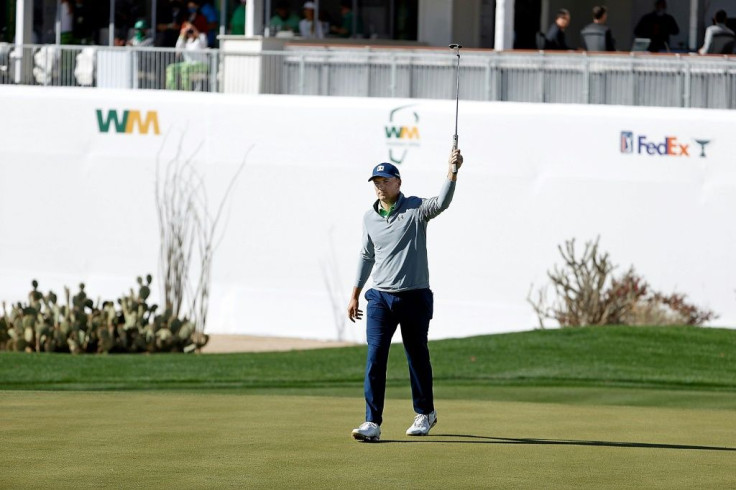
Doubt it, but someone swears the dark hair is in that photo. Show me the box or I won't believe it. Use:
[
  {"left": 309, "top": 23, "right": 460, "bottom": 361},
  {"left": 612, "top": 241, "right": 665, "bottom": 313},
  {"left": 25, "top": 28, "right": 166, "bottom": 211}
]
[
  {"left": 556, "top": 9, "right": 570, "bottom": 20},
  {"left": 714, "top": 9, "right": 728, "bottom": 24},
  {"left": 340, "top": 0, "right": 353, "bottom": 8},
  {"left": 592, "top": 6, "right": 607, "bottom": 20}
]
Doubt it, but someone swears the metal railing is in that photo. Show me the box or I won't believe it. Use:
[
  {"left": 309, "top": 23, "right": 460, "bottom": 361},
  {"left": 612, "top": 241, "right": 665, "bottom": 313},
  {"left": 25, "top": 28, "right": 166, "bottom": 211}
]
[
  {"left": 0, "top": 44, "right": 218, "bottom": 91},
  {"left": 3, "top": 43, "right": 736, "bottom": 109}
]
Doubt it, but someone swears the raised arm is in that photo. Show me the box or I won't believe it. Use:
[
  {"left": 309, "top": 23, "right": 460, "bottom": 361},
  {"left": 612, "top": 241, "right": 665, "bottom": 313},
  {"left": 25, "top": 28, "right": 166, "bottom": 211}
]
[{"left": 420, "top": 148, "right": 463, "bottom": 221}]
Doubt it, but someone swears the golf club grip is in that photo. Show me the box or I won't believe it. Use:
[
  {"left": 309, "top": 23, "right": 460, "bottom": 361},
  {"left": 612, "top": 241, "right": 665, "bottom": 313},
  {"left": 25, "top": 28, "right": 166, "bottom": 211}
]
[{"left": 452, "top": 135, "right": 458, "bottom": 173}]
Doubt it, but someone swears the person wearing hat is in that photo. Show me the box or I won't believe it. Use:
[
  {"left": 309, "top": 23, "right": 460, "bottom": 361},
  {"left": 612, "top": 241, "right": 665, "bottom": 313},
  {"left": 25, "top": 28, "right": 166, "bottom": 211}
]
[
  {"left": 299, "top": 2, "right": 324, "bottom": 39},
  {"left": 348, "top": 148, "right": 464, "bottom": 442},
  {"left": 128, "top": 19, "right": 153, "bottom": 46}
]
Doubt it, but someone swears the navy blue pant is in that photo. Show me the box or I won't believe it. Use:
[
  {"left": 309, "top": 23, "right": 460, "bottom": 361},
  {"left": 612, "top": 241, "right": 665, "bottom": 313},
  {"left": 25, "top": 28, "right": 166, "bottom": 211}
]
[{"left": 363, "top": 288, "right": 434, "bottom": 425}]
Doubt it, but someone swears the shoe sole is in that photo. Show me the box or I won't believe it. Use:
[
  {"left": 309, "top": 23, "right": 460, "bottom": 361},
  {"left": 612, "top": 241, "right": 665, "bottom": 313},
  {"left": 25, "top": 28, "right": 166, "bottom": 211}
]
[
  {"left": 406, "top": 417, "right": 438, "bottom": 436},
  {"left": 352, "top": 431, "right": 380, "bottom": 442}
]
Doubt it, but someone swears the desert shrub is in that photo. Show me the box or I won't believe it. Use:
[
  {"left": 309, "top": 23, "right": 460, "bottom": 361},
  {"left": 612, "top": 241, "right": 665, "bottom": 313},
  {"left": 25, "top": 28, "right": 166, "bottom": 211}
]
[
  {"left": 0, "top": 276, "right": 208, "bottom": 354},
  {"left": 528, "top": 237, "right": 717, "bottom": 328}
]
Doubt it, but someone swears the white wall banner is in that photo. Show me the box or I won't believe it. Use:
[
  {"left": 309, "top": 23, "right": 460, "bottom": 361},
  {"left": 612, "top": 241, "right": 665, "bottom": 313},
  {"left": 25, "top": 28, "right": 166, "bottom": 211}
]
[{"left": 0, "top": 86, "right": 734, "bottom": 342}]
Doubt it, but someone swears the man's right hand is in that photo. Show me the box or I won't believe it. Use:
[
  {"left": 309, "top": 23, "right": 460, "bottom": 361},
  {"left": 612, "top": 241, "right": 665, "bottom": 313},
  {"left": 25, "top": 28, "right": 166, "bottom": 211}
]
[{"left": 347, "top": 297, "right": 363, "bottom": 323}]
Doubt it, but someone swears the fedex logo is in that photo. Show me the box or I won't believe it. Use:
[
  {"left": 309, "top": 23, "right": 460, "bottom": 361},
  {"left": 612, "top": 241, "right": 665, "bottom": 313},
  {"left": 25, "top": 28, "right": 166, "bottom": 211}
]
[
  {"left": 620, "top": 131, "right": 711, "bottom": 158},
  {"left": 637, "top": 135, "right": 689, "bottom": 156}
]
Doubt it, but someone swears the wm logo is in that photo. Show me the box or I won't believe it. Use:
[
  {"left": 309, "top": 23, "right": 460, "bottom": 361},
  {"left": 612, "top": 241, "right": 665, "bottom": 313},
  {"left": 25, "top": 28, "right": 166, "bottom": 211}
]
[
  {"left": 385, "top": 104, "right": 421, "bottom": 165},
  {"left": 96, "top": 109, "right": 160, "bottom": 135},
  {"left": 385, "top": 125, "right": 420, "bottom": 139}
]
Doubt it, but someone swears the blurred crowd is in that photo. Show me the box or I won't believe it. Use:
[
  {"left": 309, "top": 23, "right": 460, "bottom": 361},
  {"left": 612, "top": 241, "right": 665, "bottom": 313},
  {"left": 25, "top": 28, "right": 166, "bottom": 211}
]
[
  {"left": 8, "top": 0, "right": 365, "bottom": 49},
  {"left": 539, "top": 1, "right": 734, "bottom": 55}
]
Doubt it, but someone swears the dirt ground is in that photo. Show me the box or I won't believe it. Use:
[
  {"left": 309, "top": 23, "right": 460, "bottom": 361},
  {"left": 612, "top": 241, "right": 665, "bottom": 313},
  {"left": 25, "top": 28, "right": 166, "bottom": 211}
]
[{"left": 201, "top": 335, "right": 358, "bottom": 353}]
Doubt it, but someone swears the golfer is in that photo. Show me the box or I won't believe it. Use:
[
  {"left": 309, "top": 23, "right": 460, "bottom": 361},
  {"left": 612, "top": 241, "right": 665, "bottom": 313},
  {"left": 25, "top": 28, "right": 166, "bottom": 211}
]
[{"left": 348, "top": 148, "right": 464, "bottom": 442}]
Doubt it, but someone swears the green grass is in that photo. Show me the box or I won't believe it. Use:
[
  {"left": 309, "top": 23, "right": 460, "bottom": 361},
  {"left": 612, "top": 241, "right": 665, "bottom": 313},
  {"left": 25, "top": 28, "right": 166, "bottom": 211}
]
[
  {"left": 1, "top": 392, "right": 735, "bottom": 488},
  {"left": 2, "top": 326, "right": 736, "bottom": 488},
  {"left": 2, "top": 325, "right": 735, "bottom": 392}
]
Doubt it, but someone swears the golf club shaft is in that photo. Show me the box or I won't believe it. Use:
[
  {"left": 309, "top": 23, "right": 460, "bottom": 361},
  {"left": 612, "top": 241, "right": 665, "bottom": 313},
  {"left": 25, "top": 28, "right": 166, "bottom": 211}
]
[{"left": 451, "top": 46, "right": 461, "bottom": 173}]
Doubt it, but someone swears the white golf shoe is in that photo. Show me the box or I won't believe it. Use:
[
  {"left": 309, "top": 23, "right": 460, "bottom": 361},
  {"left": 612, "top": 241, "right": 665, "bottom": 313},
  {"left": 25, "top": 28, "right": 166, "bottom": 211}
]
[
  {"left": 406, "top": 411, "right": 437, "bottom": 436},
  {"left": 351, "top": 422, "right": 381, "bottom": 442}
]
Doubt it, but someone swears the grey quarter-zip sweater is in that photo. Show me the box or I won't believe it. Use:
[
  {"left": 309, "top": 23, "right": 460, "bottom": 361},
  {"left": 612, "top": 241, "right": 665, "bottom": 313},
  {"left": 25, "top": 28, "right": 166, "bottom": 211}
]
[{"left": 355, "top": 178, "right": 456, "bottom": 292}]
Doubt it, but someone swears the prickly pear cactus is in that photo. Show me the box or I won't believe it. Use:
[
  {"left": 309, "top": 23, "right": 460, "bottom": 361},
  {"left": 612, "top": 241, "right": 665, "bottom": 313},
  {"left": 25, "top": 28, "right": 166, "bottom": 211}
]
[{"left": 0, "top": 276, "right": 208, "bottom": 354}]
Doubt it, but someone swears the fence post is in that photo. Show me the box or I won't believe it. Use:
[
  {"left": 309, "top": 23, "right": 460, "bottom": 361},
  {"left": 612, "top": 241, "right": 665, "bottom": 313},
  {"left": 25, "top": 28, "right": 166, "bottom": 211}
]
[
  {"left": 485, "top": 55, "right": 491, "bottom": 101},
  {"left": 630, "top": 53, "right": 636, "bottom": 106},
  {"left": 390, "top": 53, "right": 397, "bottom": 98},
  {"left": 44, "top": 47, "right": 49, "bottom": 86},
  {"left": 583, "top": 53, "right": 590, "bottom": 104},
  {"left": 130, "top": 48, "right": 136, "bottom": 90},
  {"left": 683, "top": 58, "right": 691, "bottom": 108},
  {"left": 298, "top": 53, "right": 305, "bottom": 95},
  {"left": 211, "top": 50, "right": 218, "bottom": 93},
  {"left": 538, "top": 52, "right": 545, "bottom": 103}
]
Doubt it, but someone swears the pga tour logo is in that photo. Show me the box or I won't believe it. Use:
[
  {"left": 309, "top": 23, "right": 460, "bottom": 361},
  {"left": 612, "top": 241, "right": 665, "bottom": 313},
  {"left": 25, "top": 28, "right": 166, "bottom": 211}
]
[{"left": 620, "top": 131, "right": 711, "bottom": 158}]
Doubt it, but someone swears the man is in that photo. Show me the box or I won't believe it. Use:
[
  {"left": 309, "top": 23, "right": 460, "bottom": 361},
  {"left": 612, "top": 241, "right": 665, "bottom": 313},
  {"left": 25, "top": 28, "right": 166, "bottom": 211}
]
[
  {"left": 545, "top": 9, "right": 571, "bottom": 50},
  {"left": 330, "top": 0, "right": 363, "bottom": 38},
  {"left": 127, "top": 19, "right": 153, "bottom": 46},
  {"left": 156, "top": 0, "right": 185, "bottom": 47},
  {"left": 230, "top": 0, "right": 247, "bottom": 35},
  {"left": 185, "top": 0, "right": 209, "bottom": 37},
  {"left": 72, "top": 0, "right": 93, "bottom": 45},
  {"left": 580, "top": 6, "right": 615, "bottom": 52},
  {"left": 200, "top": 0, "right": 220, "bottom": 47},
  {"left": 269, "top": 2, "right": 300, "bottom": 35},
  {"left": 634, "top": 0, "right": 680, "bottom": 52},
  {"left": 699, "top": 10, "right": 735, "bottom": 55},
  {"left": 299, "top": 2, "right": 324, "bottom": 39},
  {"left": 347, "top": 148, "right": 464, "bottom": 442}
]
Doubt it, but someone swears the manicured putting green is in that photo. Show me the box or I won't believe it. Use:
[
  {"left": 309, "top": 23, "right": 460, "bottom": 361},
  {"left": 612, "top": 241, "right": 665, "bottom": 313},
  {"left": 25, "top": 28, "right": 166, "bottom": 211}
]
[{"left": 2, "top": 391, "right": 734, "bottom": 488}]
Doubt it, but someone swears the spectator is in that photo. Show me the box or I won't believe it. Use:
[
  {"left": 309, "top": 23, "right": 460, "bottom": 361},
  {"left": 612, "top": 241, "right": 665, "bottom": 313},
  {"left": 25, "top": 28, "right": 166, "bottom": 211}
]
[
  {"left": 185, "top": 1, "right": 209, "bottom": 37},
  {"left": 699, "top": 10, "right": 735, "bottom": 55},
  {"left": 166, "top": 22, "right": 208, "bottom": 90},
  {"left": 230, "top": 0, "right": 247, "bottom": 35},
  {"left": 545, "top": 9, "right": 570, "bottom": 50},
  {"left": 580, "top": 6, "right": 615, "bottom": 52},
  {"left": 72, "top": 0, "right": 94, "bottom": 44},
  {"left": 269, "top": 2, "right": 300, "bottom": 35},
  {"left": 331, "top": 0, "right": 363, "bottom": 38},
  {"left": 318, "top": 8, "right": 332, "bottom": 36},
  {"left": 115, "top": 0, "right": 143, "bottom": 45},
  {"left": 127, "top": 19, "right": 153, "bottom": 46},
  {"left": 634, "top": 0, "right": 680, "bottom": 52},
  {"left": 157, "top": 0, "right": 185, "bottom": 47},
  {"left": 299, "top": 2, "right": 324, "bottom": 39},
  {"left": 199, "top": 0, "right": 220, "bottom": 47},
  {"left": 59, "top": 0, "right": 74, "bottom": 44}
]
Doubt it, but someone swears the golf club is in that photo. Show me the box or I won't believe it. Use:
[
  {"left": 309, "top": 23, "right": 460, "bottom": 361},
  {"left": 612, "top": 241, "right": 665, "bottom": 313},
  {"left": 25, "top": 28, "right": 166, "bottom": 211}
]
[{"left": 449, "top": 43, "right": 462, "bottom": 173}]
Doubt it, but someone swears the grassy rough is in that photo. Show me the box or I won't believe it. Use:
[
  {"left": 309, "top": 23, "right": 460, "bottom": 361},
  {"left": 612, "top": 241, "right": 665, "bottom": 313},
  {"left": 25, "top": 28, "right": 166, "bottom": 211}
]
[{"left": 1, "top": 326, "right": 734, "bottom": 393}]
